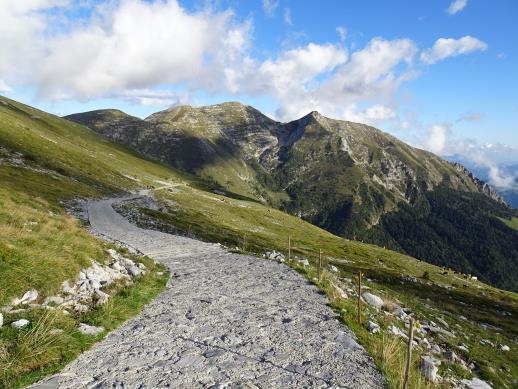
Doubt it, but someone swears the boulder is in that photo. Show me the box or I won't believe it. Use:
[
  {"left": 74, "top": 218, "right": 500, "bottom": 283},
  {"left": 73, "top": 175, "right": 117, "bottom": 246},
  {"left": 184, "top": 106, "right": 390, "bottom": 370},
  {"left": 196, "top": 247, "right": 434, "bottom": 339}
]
[
  {"left": 297, "top": 259, "right": 310, "bottom": 267},
  {"left": 328, "top": 265, "right": 339, "bottom": 273},
  {"left": 78, "top": 323, "right": 105, "bottom": 336},
  {"left": 367, "top": 321, "right": 380, "bottom": 334},
  {"left": 362, "top": 292, "right": 384, "bottom": 309},
  {"left": 421, "top": 356, "right": 440, "bottom": 382},
  {"left": 0, "top": 313, "right": 3, "bottom": 328},
  {"left": 11, "top": 319, "right": 30, "bottom": 329},
  {"left": 461, "top": 378, "right": 493, "bottom": 389}
]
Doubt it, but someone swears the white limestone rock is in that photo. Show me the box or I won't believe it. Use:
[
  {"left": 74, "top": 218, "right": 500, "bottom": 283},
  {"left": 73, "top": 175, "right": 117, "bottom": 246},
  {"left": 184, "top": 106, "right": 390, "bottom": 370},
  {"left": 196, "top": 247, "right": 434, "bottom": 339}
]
[
  {"left": 11, "top": 319, "right": 30, "bottom": 329},
  {"left": 388, "top": 324, "right": 407, "bottom": 339},
  {"left": 362, "top": 292, "right": 384, "bottom": 309},
  {"left": 11, "top": 289, "right": 38, "bottom": 306},
  {"left": 78, "top": 323, "right": 105, "bottom": 336},
  {"left": 367, "top": 321, "right": 380, "bottom": 334},
  {"left": 461, "top": 378, "right": 493, "bottom": 389},
  {"left": 421, "top": 356, "right": 440, "bottom": 382}
]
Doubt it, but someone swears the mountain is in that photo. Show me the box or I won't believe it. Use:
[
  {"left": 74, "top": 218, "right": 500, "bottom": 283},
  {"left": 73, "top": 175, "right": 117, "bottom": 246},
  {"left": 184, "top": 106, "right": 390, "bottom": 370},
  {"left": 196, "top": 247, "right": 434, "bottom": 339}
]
[
  {"left": 449, "top": 157, "right": 518, "bottom": 209},
  {"left": 65, "top": 103, "right": 518, "bottom": 291},
  {"left": 2, "top": 95, "right": 518, "bottom": 388}
]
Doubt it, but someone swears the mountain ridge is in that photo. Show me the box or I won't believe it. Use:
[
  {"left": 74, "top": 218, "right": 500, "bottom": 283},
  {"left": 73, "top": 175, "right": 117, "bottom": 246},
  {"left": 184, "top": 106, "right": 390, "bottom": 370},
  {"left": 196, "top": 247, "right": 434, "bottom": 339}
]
[{"left": 65, "top": 102, "right": 518, "bottom": 291}]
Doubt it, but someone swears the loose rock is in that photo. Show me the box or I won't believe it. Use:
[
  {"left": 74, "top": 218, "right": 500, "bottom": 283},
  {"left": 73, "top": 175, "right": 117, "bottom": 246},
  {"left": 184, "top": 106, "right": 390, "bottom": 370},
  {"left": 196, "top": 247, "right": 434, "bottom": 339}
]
[
  {"left": 461, "top": 378, "right": 493, "bottom": 389},
  {"left": 421, "top": 355, "right": 440, "bottom": 382},
  {"left": 11, "top": 319, "right": 30, "bottom": 329},
  {"left": 362, "top": 292, "right": 384, "bottom": 309},
  {"left": 11, "top": 289, "right": 38, "bottom": 306},
  {"left": 78, "top": 323, "right": 105, "bottom": 336},
  {"left": 367, "top": 321, "right": 380, "bottom": 334}
]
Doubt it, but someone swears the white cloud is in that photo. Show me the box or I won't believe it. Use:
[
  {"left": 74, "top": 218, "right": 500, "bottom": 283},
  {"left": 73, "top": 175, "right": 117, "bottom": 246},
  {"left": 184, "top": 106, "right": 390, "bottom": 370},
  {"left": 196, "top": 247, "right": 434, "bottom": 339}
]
[
  {"left": 283, "top": 8, "right": 292, "bottom": 25},
  {"left": 336, "top": 26, "right": 347, "bottom": 42},
  {"left": 425, "top": 124, "right": 449, "bottom": 154},
  {"left": 0, "top": 80, "right": 12, "bottom": 94},
  {"left": 418, "top": 123, "right": 518, "bottom": 190},
  {"left": 0, "top": 0, "right": 495, "bottom": 130},
  {"left": 421, "top": 36, "right": 487, "bottom": 64},
  {"left": 30, "top": 1, "right": 252, "bottom": 100},
  {"left": 114, "top": 89, "right": 190, "bottom": 106},
  {"left": 447, "top": 0, "right": 468, "bottom": 15},
  {"left": 262, "top": 0, "right": 279, "bottom": 16},
  {"left": 0, "top": 0, "right": 68, "bottom": 81}
]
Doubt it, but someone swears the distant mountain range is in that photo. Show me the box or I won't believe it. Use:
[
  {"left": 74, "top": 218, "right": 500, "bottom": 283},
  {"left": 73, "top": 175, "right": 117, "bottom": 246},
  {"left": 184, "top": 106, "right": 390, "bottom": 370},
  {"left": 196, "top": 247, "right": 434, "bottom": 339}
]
[
  {"left": 66, "top": 103, "right": 518, "bottom": 291},
  {"left": 447, "top": 158, "right": 518, "bottom": 209}
]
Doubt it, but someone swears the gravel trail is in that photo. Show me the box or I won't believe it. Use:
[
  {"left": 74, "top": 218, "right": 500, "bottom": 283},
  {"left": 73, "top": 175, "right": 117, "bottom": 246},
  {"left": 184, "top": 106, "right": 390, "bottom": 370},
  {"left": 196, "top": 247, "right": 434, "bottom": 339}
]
[{"left": 31, "top": 198, "right": 385, "bottom": 388}]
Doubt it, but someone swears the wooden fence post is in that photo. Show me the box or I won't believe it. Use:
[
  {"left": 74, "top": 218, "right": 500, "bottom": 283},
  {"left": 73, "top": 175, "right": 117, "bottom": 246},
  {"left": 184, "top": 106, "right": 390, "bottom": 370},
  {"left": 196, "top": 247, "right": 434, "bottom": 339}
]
[
  {"left": 357, "top": 271, "right": 363, "bottom": 324},
  {"left": 403, "top": 317, "right": 415, "bottom": 389},
  {"left": 318, "top": 249, "right": 323, "bottom": 281}
]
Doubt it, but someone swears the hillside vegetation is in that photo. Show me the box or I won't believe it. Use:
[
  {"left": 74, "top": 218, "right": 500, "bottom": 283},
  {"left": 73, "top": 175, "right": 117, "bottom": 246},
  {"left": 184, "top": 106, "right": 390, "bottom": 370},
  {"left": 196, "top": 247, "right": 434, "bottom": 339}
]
[
  {"left": 0, "top": 95, "right": 517, "bottom": 388},
  {"left": 66, "top": 104, "right": 518, "bottom": 291}
]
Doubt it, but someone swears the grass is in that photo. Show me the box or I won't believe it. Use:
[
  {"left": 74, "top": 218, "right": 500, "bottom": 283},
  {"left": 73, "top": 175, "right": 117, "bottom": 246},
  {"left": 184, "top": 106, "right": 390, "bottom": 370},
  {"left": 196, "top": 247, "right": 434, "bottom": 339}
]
[
  {"left": 0, "top": 263, "right": 169, "bottom": 389},
  {"left": 1, "top": 95, "right": 517, "bottom": 387},
  {"left": 500, "top": 217, "right": 518, "bottom": 231}
]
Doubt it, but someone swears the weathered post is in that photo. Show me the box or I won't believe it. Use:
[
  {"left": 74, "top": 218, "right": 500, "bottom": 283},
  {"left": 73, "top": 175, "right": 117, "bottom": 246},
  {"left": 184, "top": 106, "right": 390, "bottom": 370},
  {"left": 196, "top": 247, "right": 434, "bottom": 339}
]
[
  {"left": 288, "top": 235, "right": 291, "bottom": 260},
  {"left": 318, "top": 249, "right": 323, "bottom": 281},
  {"left": 357, "top": 271, "right": 363, "bottom": 324},
  {"left": 403, "top": 317, "right": 415, "bottom": 389}
]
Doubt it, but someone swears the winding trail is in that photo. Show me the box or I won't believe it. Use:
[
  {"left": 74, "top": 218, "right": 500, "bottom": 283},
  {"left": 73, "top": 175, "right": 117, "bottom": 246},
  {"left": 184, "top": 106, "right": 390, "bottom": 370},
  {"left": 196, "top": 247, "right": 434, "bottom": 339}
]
[{"left": 32, "top": 198, "right": 385, "bottom": 388}]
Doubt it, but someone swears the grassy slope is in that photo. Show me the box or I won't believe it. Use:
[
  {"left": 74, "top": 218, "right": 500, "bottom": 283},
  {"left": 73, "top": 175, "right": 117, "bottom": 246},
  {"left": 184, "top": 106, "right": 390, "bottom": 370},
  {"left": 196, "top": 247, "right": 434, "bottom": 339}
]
[
  {"left": 0, "top": 95, "right": 517, "bottom": 388},
  {"left": 501, "top": 217, "right": 518, "bottom": 231},
  {"left": 0, "top": 97, "right": 176, "bottom": 387}
]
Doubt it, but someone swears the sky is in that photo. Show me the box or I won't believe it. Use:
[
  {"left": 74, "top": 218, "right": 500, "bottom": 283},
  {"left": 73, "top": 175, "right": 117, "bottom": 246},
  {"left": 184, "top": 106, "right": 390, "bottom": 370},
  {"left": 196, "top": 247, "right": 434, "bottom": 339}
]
[{"left": 1, "top": 0, "right": 517, "bottom": 188}]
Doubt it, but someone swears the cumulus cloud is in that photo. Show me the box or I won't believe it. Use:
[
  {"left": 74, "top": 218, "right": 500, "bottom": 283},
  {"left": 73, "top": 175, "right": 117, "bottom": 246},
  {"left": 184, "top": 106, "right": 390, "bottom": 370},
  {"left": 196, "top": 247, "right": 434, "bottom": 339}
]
[
  {"left": 421, "top": 36, "right": 487, "bottom": 64},
  {"left": 228, "top": 37, "right": 417, "bottom": 123},
  {"left": 0, "top": 1, "right": 493, "bottom": 121},
  {"left": 447, "top": 0, "right": 468, "bottom": 15},
  {"left": 262, "top": 0, "right": 279, "bottom": 16},
  {"left": 34, "top": 1, "right": 251, "bottom": 100},
  {"left": 0, "top": 0, "right": 67, "bottom": 80}
]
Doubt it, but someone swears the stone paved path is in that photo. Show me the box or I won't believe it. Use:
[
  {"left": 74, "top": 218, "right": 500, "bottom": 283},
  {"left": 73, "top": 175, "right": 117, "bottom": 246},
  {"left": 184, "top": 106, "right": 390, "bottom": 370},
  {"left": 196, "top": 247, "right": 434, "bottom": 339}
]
[{"left": 31, "top": 198, "right": 385, "bottom": 388}]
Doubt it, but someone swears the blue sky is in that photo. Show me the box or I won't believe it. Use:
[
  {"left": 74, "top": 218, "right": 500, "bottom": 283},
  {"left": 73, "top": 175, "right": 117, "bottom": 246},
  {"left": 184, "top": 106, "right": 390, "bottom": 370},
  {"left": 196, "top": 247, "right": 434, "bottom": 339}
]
[{"left": 1, "top": 0, "right": 517, "bottom": 182}]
